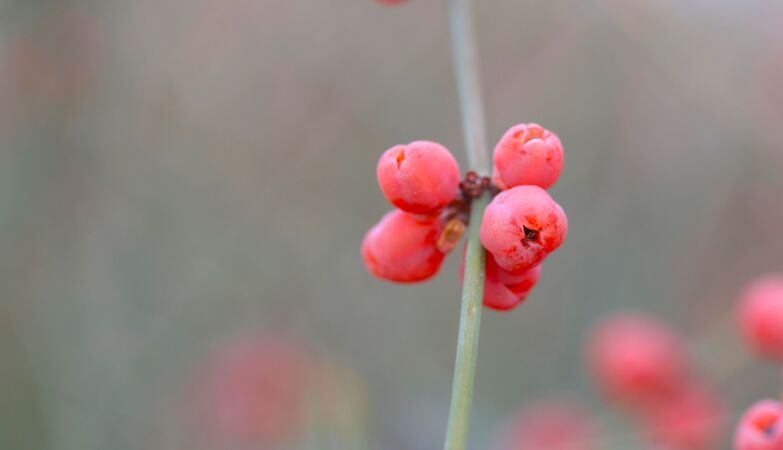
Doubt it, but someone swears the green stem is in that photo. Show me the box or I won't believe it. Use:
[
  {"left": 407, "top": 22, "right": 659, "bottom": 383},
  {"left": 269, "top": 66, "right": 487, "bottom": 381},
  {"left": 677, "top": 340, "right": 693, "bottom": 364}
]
[
  {"left": 447, "top": 0, "right": 490, "bottom": 174},
  {"left": 443, "top": 1, "right": 490, "bottom": 447},
  {"left": 443, "top": 194, "right": 488, "bottom": 450}
]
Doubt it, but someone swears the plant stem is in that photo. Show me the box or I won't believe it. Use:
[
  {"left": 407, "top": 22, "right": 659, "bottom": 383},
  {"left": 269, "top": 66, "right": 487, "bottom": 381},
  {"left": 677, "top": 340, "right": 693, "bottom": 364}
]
[
  {"left": 447, "top": 0, "right": 490, "bottom": 174},
  {"left": 443, "top": 0, "right": 490, "bottom": 449},
  {"left": 443, "top": 194, "right": 488, "bottom": 450}
]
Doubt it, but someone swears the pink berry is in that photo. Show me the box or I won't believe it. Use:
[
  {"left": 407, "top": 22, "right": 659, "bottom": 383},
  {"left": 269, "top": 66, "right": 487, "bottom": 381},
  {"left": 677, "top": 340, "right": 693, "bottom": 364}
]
[
  {"left": 587, "top": 313, "right": 687, "bottom": 407},
  {"left": 738, "top": 274, "right": 783, "bottom": 360},
  {"left": 459, "top": 251, "right": 541, "bottom": 311},
  {"left": 734, "top": 400, "right": 783, "bottom": 450},
  {"left": 499, "top": 401, "right": 595, "bottom": 450},
  {"left": 504, "top": 263, "right": 542, "bottom": 297},
  {"left": 483, "top": 256, "right": 541, "bottom": 311},
  {"left": 459, "top": 250, "right": 517, "bottom": 310},
  {"left": 376, "top": 141, "right": 460, "bottom": 215},
  {"left": 362, "top": 210, "right": 445, "bottom": 283},
  {"left": 479, "top": 185, "right": 567, "bottom": 271},
  {"left": 487, "top": 252, "right": 540, "bottom": 286},
  {"left": 645, "top": 383, "right": 724, "bottom": 450},
  {"left": 492, "top": 123, "right": 564, "bottom": 190},
  {"left": 482, "top": 275, "right": 526, "bottom": 311}
]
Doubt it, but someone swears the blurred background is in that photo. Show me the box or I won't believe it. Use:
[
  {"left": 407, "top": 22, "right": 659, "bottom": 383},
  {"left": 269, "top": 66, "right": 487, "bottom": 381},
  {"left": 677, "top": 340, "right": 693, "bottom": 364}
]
[{"left": 1, "top": 0, "right": 783, "bottom": 449}]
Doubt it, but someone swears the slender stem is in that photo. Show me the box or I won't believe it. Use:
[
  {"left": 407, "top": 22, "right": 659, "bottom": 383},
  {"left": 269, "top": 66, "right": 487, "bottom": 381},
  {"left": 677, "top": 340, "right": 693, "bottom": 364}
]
[
  {"left": 443, "top": 195, "right": 488, "bottom": 450},
  {"left": 447, "top": 0, "right": 490, "bottom": 174},
  {"left": 443, "top": 0, "right": 490, "bottom": 449}
]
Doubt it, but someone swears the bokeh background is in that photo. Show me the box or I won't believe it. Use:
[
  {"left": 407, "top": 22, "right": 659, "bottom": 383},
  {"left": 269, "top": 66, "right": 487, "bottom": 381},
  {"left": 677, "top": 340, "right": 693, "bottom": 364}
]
[{"left": 2, "top": 0, "right": 783, "bottom": 449}]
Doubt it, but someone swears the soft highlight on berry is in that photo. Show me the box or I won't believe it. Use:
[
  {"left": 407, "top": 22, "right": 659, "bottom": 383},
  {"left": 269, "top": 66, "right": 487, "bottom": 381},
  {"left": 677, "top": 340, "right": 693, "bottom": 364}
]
[{"left": 376, "top": 141, "right": 461, "bottom": 215}]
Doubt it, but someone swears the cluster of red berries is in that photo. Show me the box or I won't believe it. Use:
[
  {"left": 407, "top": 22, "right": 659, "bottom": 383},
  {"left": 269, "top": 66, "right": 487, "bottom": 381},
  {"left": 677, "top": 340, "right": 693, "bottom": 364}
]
[
  {"left": 584, "top": 273, "right": 783, "bottom": 450},
  {"left": 734, "top": 274, "right": 783, "bottom": 450},
  {"left": 362, "top": 123, "right": 567, "bottom": 311},
  {"left": 587, "top": 313, "right": 724, "bottom": 450}
]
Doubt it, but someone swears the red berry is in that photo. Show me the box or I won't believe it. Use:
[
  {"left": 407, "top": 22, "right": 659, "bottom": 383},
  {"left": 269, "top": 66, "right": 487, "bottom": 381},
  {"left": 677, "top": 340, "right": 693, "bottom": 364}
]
[
  {"left": 734, "top": 400, "right": 783, "bottom": 450},
  {"left": 499, "top": 401, "right": 595, "bottom": 450},
  {"left": 644, "top": 383, "right": 724, "bottom": 450},
  {"left": 376, "top": 141, "right": 460, "bottom": 215},
  {"left": 482, "top": 275, "right": 526, "bottom": 311},
  {"left": 479, "top": 185, "right": 567, "bottom": 271},
  {"left": 459, "top": 251, "right": 541, "bottom": 311},
  {"left": 587, "top": 313, "right": 687, "bottom": 408},
  {"left": 492, "top": 123, "right": 564, "bottom": 190},
  {"left": 738, "top": 274, "right": 783, "bottom": 360},
  {"left": 362, "top": 210, "right": 445, "bottom": 283},
  {"left": 486, "top": 251, "right": 537, "bottom": 286},
  {"left": 503, "top": 263, "right": 542, "bottom": 297},
  {"left": 483, "top": 255, "right": 541, "bottom": 311}
]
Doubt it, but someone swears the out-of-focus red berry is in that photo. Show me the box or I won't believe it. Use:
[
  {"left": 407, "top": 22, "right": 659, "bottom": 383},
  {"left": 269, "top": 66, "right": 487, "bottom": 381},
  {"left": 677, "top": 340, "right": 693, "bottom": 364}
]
[
  {"left": 197, "top": 336, "right": 311, "bottom": 446},
  {"left": 459, "top": 251, "right": 542, "bottom": 311},
  {"left": 644, "top": 383, "right": 724, "bottom": 450},
  {"left": 498, "top": 401, "right": 595, "bottom": 450},
  {"left": 492, "top": 123, "right": 564, "bottom": 190},
  {"left": 734, "top": 400, "right": 783, "bottom": 450},
  {"left": 738, "top": 275, "right": 783, "bottom": 360},
  {"left": 587, "top": 313, "right": 687, "bottom": 407},
  {"left": 362, "top": 210, "right": 445, "bottom": 283},
  {"left": 376, "top": 141, "right": 460, "bottom": 215},
  {"left": 479, "top": 185, "right": 567, "bottom": 271}
]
